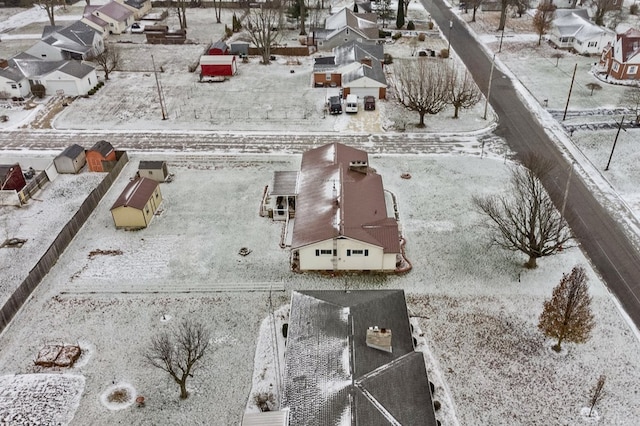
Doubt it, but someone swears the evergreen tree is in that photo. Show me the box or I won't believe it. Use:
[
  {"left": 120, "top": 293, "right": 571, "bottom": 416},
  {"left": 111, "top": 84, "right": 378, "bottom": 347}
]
[
  {"left": 538, "top": 266, "right": 595, "bottom": 352},
  {"left": 396, "top": 0, "right": 405, "bottom": 29}
]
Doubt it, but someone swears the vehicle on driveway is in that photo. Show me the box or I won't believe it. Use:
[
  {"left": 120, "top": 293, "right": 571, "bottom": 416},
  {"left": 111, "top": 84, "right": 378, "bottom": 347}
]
[
  {"left": 345, "top": 94, "right": 358, "bottom": 113},
  {"left": 329, "top": 96, "right": 342, "bottom": 114},
  {"left": 364, "top": 96, "right": 376, "bottom": 111},
  {"left": 129, "top": 22, "right": 144, "bottom": 33}
]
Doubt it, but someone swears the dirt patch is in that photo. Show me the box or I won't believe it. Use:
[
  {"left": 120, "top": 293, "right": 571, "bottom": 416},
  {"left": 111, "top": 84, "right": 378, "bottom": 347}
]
[
  {"left": 88, "top": 249, "right": 124, "bottom": 259},
  {"left": 22, "top": 97, "right": 76, "bottom": 129}
]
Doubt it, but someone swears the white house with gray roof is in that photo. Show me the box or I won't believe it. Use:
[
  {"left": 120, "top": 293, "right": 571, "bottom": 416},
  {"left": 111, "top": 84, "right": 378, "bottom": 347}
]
[
  {"left": 26, "top": 21, "right": 104, "bottom": 61},
  {"left": 0, "top": 63, "right": 30, "bottom": 99},
  {"left": 311, "top": 7, "right": 379, "bottom": 51},
  {"left": 548, "top": 9, "right": 615, "bottom": 55},
  {"left": 10, "top": 54, "right": 97, "bottom": 96}
]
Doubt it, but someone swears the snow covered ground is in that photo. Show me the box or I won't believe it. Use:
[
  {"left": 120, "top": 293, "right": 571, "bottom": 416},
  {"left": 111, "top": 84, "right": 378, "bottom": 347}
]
[{"left": 1, "top": 1, "right": 640, "bottom": 425}]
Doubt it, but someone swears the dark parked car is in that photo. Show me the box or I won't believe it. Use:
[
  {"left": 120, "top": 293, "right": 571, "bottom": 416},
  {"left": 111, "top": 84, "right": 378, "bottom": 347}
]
[
  {"left": 364, "top": 96, "right": 376, "bottom": 111},
  {"left": 329, "top": 96, "right": 342, "bottom": 114}
]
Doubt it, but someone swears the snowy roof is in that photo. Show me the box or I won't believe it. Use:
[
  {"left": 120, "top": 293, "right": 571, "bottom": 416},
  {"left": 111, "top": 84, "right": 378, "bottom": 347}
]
[
  {"left": 88, "top": 140, "right": 114, "bottom": 157},
  {"left": 57, "top": 144, "right": 85, "bottom": 160},
  {"left": 290, "top": 143, "right": 399, "bottom": 253},
  {"left": 552, "top": 9, "right": 614, "bottom": 41},
  {"left": 617, "top": 28, "right": 640, "bottom": 62},
  {"left": 94, "top": 1, "right": 134, "bottom": 22},
  {"left": 138, "top": 160, "right": 166, "bottom": 170},
  {"left": 9, "top": 57, "right": 90, "bottom": 79},
  {"left": 283, "top": 290, "right": 438, "bottom": 426},
  {"left": 324, "top": 7, "right": 379, "bottom": 40},
  {"left": 0, "top": 65, "right": 25, "bottom": 82},
  {"left": 111, "top": 177, "right": 159, "bottom": 210},
  {"left": 57, "top": 61, "right": 95, "bottom": 79},
  {"left": 333, "top": 40, "right": 383, "bottom": 64},
  {"left": 270, "top": 171, "right": 299, "bottom": 197},
  {"left": 341, "top": 59, "right": 386, "bottom": 87}
]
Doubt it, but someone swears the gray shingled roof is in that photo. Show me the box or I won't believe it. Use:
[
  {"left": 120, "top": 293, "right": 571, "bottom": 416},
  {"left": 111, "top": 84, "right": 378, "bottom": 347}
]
[
  {"left": 57, "top": 21, "right": 100, "bottom": 47},
  {"left": 58, "top": 61, "right": 95, "bottom": 78},
  {"left": 283, "top": 290, "right": 438, "bottom": 426},
  {"left": 291, "top": 143, "right": 399, "bottom": 253},
  {"left": 270, "top": 171, "right": 299, "bottom": 196},
  {"left": 139, "top": 160, "right": 166, "bottom": 170},
  {"left": 0, "top": 66, "right": 25, "bottom": 82},
  {"left": 334, "top": 40, "right": 383, "bottom": 64},
  {"left": 58, "top": 144, "right": 85, "bottom": 160},
  {"left": 88, "top": 140, "right": 114, "bottom": 157}
]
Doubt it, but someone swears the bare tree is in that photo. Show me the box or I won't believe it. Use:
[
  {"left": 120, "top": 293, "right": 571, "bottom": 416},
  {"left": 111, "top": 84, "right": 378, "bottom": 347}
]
[
  {"left": 513, "top": 0, "right": 529, "bottom": 18},
  {"left": 144, "top": 320, "right": 211, "bottom": 399},
  {"left": 498, "top": 0, "right": 509, "bottom": 31},
  {"left": 588, "top": 374, "right": 606, "bottom": 417},
  {"left": 35, "top": 0, "right": 59, "bottom": 26},
  {"left": 472, "top": 153, "right": 573, "bottom": 268},
  {"left": 467, "top": 0, "right": 484, "bottom": 22},
  {"left": 590, "top": 0, "right": 619, "bottom": 26},
  {"left": 586, "top": 82, "right": 602, "bottom": 96},
  {"left": 447, "top": 66, "right": 482, "bottom": 118},
  {"left": 538, "top": 265, "right": 595, "bottom": 352},
  {"left": 172, "top": 0, "right": 188, "bottom": 29},
  {"left": 551, "top": 52, "right": 563, "bottom": 67},
  {"left": 212, "top": 0, "right": 222, "bottom": 24},
  {"left": 533, "top": 3, "right": 556, "bottom": 46},
  {"left": 377, "top": 0, "right": 394, "bottom": 29},
  {"left": 90, "top": 45, "right": 120, "bottom": 81},
  {"left": 244, "top": 4, "right": 283, "bottom": 65},
  {"left": 390, "top": 58, "right": 452, "bottom": 127},
  {"left": 623, "top": 86, "right": 640, "bottom": 124}
]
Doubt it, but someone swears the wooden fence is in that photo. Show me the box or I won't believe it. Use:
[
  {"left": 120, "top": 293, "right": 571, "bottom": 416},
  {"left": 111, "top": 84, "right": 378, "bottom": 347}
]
[{"left": 0, "top": 152, "right": 129, "bottom": 334}]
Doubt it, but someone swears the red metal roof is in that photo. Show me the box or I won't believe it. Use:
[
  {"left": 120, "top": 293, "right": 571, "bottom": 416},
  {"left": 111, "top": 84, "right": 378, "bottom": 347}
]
[
  {"left": 292, "top": 143, "right": 399, "bottom": 253},
  {"left": 110, "top": 177, "right": 158, "bottom": 210}
]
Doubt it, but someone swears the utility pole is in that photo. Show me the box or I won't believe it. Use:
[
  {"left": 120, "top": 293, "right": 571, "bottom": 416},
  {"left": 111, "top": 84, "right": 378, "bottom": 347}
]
[
  {"left": 562, "top": 63, "right": 577, "bottom": 121},
  {"left": 151, "top": 55, "right": 167, "bottom": 120},
  {"left": 447, "top": 21, "right": 453, "bottom": 56},
  {"left": 483, "top": 54, "right": 495, "bottom": 120},
  {"left": 605, "top": 116, "right": 626, "bottom": 171},
  {"left": 498, "top": 29, "right": 504, "bottom": 53}
]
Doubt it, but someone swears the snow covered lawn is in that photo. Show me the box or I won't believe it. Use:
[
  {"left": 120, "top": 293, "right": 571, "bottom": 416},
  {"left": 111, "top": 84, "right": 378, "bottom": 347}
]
[{"left": 0, "top": 153, "right": 639, "bottom": 425}]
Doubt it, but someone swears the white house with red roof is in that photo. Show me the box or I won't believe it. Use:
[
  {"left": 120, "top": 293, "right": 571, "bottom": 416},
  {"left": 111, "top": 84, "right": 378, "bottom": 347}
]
[
  {"left": 281, "top": 143, "right": 401, "bottom": 272},
  {"left": 598, "top": 28, "right": 640, "bottom": 81}
]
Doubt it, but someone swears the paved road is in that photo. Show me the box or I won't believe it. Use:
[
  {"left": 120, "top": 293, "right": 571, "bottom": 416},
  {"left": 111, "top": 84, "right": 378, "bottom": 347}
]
[
  {"left": 0, "top": 128, "right": 506, "bottom": 156},
  {"left": 426, "top": 0, "right": 640, "bottom": 328}
]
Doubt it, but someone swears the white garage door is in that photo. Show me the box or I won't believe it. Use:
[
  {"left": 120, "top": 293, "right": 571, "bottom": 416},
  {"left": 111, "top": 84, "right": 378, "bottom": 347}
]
[
  {"left": 350, "top": 87, "right": 381, "bottom": 99},
  {"left": 46, "top": 80, "right": 79, "bottom": 96}
]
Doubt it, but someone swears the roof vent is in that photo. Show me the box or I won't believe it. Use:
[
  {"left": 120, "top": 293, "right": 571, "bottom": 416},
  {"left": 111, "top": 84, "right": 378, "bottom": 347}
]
[
  {"left": 349, "top": 160, "right": 368, "bottom": 174},
  {"left": 366, "top": 326, "right": 392, "bottom": 353}
]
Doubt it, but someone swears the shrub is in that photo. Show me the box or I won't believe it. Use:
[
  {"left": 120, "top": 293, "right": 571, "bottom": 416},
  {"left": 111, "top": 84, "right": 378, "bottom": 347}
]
[
  {"left": 632, "top": 3, "right": 639, "bottom": 14},
  {"left": 407, "top": 20, "right": 415, "bottom": 30},
  {"left": 31, "top": 84, "right": 46, "bottom": 98},
  {"left": 379, "top": 29, "right": 392, "bottom": 38},
  {"left": 418, "top": 32, "right": 426, "bottom": 41},
  {"left": 383, "top": 53, "right": 393, "bottom": 64},
  {"left": 282, "top": 323, "right": 288, "bottom": 338},
  {"left": 392, "top": 32, "right": 402, "bottom": 40},
  {"left": 224, "top": 24, "right": 233, "bottom": 38},
  {"left": 440, "top": 48, "right": 450, "bottom": 59},
  {"left": 428, "top": 21, "right": 434, "bottom": 30},
  {"left": 253, "top": 392, "right": 275, "bottom": 412},
  {"left": 434, "top": 400, "right": 441, "bottom": 411}
]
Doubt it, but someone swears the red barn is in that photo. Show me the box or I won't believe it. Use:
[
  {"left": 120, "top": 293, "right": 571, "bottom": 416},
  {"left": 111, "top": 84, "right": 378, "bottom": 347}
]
[
  {"left": 86, "top": 140, "right": 116, "bottom": 172},
  {"left": 207, "top": 40, "right": 229, "bottom": 55},
  {"left": 0, "top": 164, "right": 27, "bottom": 191},
  {"left": 200, "top": 55, "right": 237, "bottom": 78}
]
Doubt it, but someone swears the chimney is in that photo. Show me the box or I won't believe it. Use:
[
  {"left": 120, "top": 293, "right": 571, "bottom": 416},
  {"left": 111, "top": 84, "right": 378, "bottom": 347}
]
[
  {"left": 360, "top": 57, "right": 372, "bottom": 67},
  {"left": 366, "top": 326, "right": 392, "bottom": 353},
  {"left": 0, "top": 59, "right": 8, "bottom": 69},
  {"left": 349, "top": 160, "right": 368, "bottom": 174}
]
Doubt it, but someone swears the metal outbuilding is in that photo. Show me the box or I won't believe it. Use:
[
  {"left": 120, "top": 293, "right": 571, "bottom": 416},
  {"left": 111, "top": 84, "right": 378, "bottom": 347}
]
[{"left": 54, "top": 144, "right": 86, "bottom": 174}]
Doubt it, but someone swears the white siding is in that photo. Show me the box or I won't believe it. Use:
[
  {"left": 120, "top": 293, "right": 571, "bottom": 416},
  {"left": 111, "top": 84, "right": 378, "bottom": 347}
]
[{"left": 298, "top": 238, "right": 388, "bottom": 271}]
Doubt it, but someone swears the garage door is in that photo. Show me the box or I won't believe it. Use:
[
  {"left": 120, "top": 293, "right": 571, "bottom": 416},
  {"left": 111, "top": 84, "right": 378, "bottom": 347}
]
[
  {"left": 350, "top": 88, "right": 381, "bottom": 99},
  {"left": 46, "top": 80, "right": 79, "bottom": 96}
]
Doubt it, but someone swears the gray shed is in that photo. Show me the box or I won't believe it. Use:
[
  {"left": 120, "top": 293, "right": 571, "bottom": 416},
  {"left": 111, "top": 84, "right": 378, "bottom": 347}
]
[
  {"left": 54, "top": 144, "right": 86, "bottom": 174},
  {"left": 138, "top": 160, "right": 169, "bottom": 182},
  {"left": 230, "top": 42, "right": 249, "bottom": 56}
]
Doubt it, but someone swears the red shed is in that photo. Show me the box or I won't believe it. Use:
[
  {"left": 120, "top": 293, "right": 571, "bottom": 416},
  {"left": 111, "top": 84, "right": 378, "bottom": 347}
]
[
  {"left": 0, "top": 164, "right": 27, "bottom": 191},
  {"left": 86, "top": 140, "right": 116, "bottom": 172},
  {"left": 200, "top": 55, "right": 237, "bottom": 78},
  {"left": 207, "top": 39, "right": 229, "bottom": 55}
]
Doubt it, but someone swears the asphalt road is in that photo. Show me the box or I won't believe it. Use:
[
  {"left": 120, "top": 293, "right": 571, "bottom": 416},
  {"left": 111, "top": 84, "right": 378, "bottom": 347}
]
[{"left": 425, "top": 0, "right": 640, "bottom": 328}]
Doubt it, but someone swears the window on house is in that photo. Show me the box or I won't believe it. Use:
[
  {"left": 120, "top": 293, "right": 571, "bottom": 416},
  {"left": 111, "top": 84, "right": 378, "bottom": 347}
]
[
  {"left": 146, "top": 207, "right": 150, "bottom": 214},
  {"left": 628, "top": 65, "right": 638, "bottom": 74},
  {"left": 613, "top": 62, "right": 620, "bottom": 72},
  {"left": 588, "top": 41, "right": 597, "bottom": 47},
  {"left": 10, "top": 84, "right": 17, "bottom": 89},
  {"left": 576, "top": 40, "right": 582, "bottom": 46},
  {"left": 148, "top": 171, "right": 153, "bottom": 175},
  {"left": 155, "top": 192, "right": 159, "bottom": 198},
  {"left": 316, "top": 249, "right": 336, "bottom": 256},
  {"left": 347, "top": 249, "right": 369, "bottom": 256},
  {"left": 326, "top": 73, "right": 331, "bottom": 81}
]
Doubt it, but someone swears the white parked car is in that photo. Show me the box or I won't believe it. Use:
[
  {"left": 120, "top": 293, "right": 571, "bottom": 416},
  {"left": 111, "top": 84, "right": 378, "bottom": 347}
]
[{"left": 129, "top": 22, "right": 144, "bottom": 33}]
